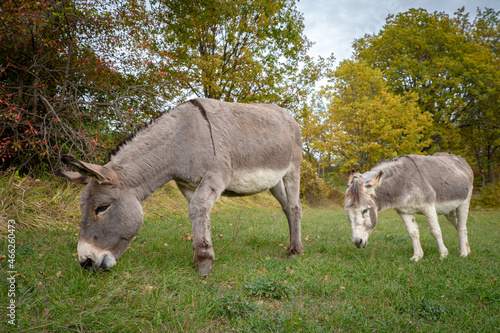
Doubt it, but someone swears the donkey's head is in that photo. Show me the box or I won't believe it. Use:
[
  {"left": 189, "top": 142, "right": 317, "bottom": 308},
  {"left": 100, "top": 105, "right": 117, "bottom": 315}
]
[
  {"left": 56, "top": 155, "right": 143, "bottom": 271},
  {"left": 343, "top": 169, "right": 383, "bottom": 249}
]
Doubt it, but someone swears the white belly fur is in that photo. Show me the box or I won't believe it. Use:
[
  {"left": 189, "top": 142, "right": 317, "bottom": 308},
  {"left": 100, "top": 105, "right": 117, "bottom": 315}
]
[
  {"left": 226, "top": 169, "right": 287, "bottom": 194},
  {"left": 434, "top": 200, "right": 464, "bottom": 214}
]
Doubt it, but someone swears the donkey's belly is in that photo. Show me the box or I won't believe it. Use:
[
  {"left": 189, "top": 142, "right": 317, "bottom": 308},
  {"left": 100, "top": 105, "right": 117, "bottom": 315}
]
[{"left": 225, "top": 169, "right": 287, "bottom": 196}]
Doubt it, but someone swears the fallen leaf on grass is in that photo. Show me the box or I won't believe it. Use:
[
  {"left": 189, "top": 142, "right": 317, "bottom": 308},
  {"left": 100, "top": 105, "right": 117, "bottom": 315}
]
[{"left": 56, "top": 271, "right": 62, "bottom": 278}]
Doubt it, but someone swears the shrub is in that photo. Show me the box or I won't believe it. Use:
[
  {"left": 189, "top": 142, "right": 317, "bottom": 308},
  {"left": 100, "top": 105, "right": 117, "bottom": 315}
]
[
  {"left": 300, "top": 160, "right": 345, "bottom": 207},
  {"left": 472, "top": 183, "right": 500, "bottom": 209},
  {"left": 300, "top": 160, "right": 330, "bottom": 207}
]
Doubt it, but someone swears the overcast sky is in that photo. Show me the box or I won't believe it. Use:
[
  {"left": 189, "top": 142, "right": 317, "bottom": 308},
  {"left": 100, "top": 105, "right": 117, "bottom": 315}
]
[{"left": 296, "top": 0, "right": 499, "bottom": 65}]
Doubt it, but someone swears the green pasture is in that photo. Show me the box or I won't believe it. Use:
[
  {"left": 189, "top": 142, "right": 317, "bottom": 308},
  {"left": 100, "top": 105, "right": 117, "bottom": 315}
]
[{"left": 1, "top": 186, "right": 499, "bottom": 332}]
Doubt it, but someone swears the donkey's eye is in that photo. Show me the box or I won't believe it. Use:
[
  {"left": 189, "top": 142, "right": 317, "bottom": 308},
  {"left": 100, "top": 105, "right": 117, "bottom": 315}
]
[
  {"left": 362, "top": 208, "right": 369, "bottom": 215},
  {"left": 95, "top": 205, "right": 110, "bottom": 216}
]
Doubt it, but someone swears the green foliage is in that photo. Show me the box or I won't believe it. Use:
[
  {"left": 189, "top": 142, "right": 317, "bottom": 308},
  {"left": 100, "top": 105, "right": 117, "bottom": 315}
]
[
  {"left": 244, "top": 276, "right": 295, "bottom": 300},
  {"left": 1, "top": 0, "right": 332, "bottom": 175},
  {"left": 319, "top": 61, "right": 432, "bottom": 172},
  {"left": 353, "top": 7, "right": 500, "bottom": 182},
  {"left": 210, "top": 293, "right": 256, "bottom": 319},
  {"left": 407, "top": 299, "right": 452, "bottom": 322},
  {"left": 147, "top": 0, "right": 333, "bottom": 111},
  {"left": 472, "top": 183, "right": 500, "bottom": 208},
  {"left": 299, "top": 159, "right": 331, "bottom": 207},
  {"left": 0, "top": 0, "right": 170, "bottom": 173}
]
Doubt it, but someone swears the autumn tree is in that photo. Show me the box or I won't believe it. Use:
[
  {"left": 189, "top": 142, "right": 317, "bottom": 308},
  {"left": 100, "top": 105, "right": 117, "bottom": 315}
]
[
  {"left": 145, "top": 0, "right": 333, "bottom": 111},
  {"left": 0, "top": 0, "right": 175, "bottom": 173},
  {"left": 353, "top": 7, "right": 500, "bottom": 183},
  {"left": 1, "top": 0, "right": 332, "bottom": 174},
  {"left": 319, "top": 61, "right": 432, "bottom": 172},
  {"left": 457, "top": 8, "right": 500, "bottom": 185}
]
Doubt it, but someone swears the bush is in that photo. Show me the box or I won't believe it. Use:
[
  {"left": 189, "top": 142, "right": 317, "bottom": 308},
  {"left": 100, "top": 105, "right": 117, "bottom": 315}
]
[
  {"left": 300, "top": 160, "right": 345, "bottom": 207},
  {"left": 472, "top": 183, "right": 500, "bottom": 209},
  {"left": 300, "top": 160, "right": 330, "bottom": 206}
]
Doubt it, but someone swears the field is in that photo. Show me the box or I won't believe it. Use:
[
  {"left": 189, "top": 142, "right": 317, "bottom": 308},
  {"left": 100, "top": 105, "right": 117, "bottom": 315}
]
[{"left": 1, "top": 184, "right": 499, "bottom": 332}]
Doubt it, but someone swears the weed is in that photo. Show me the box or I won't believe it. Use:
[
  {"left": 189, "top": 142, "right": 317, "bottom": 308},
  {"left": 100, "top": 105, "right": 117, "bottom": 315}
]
[
  {"left": 409, "top": 298, "right": 452, "bottom": 322},
  {"left": 210, "top": 293, "right": 256, "bottom": 319},
  {"left": 244, "top": 276, "right": 295, "bottom": 300}
]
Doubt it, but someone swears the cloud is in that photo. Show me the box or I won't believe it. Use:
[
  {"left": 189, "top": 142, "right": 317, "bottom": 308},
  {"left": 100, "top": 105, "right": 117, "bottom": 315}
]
[{"left": 297, "top": 0, "right": 498, "bottom": 63}]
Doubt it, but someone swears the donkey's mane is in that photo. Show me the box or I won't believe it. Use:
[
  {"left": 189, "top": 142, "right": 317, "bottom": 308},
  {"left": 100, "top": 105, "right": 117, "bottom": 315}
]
[
  {"left": 107, "top": 99, "right": 217, "bottom": 161},
  {"left": 107, "top": 106, "right": 173, "bottom": 160},
  {"left": 347, "top": 173, "right": 363, "bottom": 206},
  {"left": 350, "top": 180, "right": 361, "bottom": 205}
]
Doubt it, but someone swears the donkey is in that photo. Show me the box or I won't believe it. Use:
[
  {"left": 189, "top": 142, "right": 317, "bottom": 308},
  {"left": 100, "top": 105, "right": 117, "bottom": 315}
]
[
  {"left": 56, "top": 98, "right": 303, "bottom": 276},
  {"left": 344, "top": 153, "right": 473, "bottom": 261}
]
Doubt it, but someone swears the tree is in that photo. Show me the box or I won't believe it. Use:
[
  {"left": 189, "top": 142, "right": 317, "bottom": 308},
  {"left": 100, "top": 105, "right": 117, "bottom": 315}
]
[
  {"left": 146, "top": 0, "right": 332, "bottom": 111},
  {"left": 0, "top": 0, "right": 172, "bottom": 173},
  {"left": 353, "top": 7, "right": 500, "bottom": 183},
  {"left": 319, "top": 61, "right": 432, "bottom": 172},
  {"left": 1, "top": 0, "right": 332, "bottom": 174},
  {"left": 457, "top": 8, "right": 500, "bottom": 184}
]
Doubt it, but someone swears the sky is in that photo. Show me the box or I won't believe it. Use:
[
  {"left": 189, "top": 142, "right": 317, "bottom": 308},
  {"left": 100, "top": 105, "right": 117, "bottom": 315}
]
[{"left": 296, "top": 0, "right": 499, "bottom": 65}]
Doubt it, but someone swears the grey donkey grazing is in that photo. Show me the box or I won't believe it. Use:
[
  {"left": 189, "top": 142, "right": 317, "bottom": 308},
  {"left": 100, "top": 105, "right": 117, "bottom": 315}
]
[
  {"left": 344, "top": 153, "right": 473, "bottom": 261},
  {"left": 56, "top": 98, "right": 304, "bottom": 277}
]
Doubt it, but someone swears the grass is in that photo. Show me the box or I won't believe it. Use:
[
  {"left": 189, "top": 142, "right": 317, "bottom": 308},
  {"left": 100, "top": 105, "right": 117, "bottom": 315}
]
[{"left": 0, "top": 180, "right": 499, "bottom": 332}]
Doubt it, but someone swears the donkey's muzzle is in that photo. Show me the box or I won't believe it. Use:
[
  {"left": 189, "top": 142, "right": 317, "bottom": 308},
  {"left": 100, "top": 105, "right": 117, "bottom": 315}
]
[
  {"left": 352, "top": 238, "right": 367, "bottom": 249},
  {"left": 81, "top": 258, "right": 96, "bottom": 271}
]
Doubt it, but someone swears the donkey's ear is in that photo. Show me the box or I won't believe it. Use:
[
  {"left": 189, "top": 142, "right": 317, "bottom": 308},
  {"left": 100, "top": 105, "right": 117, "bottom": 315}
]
[
  {"left": 59, "top": 155, "right": 114, "bottom": 185},
  {"left": 348, "top": 168, "right": 357, "bottom": 183},
  {"left": 55, "top": 169, "right": 90, "bottom": 184},
  {"left": 365, "top": 170, "right": 383, "bottom": 192}
]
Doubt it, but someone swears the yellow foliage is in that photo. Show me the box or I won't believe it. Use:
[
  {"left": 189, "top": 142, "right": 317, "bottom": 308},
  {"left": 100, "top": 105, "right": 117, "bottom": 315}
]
[
  {"left": 299, "top": 159, "right": 331, "bottom": 207},
  {"left": 320, "top": 61, "right": 433, "bottom": 172}
]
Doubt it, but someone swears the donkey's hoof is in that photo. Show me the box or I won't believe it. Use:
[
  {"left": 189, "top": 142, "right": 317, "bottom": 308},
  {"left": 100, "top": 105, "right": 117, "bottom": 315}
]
[
  {"left": 287, "top": 245, "right": 304, "bottom": 256},
  {"left": 410, "top": 254, "right": 423, "bottom": 261},
  {"left": 196, "top": 261, "right": 212, "bottom": 278},
  {"left": 439, "top": 248, "right": 449, "bottom": 260}
]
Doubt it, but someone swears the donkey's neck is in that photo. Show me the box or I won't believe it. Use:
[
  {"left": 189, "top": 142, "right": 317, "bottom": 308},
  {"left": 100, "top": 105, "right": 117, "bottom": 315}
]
[
  {"left": 368, "top": 163, "right": 403, "bottom": 212},
  {"left": 107, "top": 114, "right": 177, "bottom": 201}
]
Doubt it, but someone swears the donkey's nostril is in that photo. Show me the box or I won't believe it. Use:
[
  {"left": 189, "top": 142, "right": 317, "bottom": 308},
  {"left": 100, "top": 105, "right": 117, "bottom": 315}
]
[
  {"left": 352, "top": 238, "right": 365, "bottom": 249},
  {"left": 81, "top": 258, "right": 94, "bottom": 270}
]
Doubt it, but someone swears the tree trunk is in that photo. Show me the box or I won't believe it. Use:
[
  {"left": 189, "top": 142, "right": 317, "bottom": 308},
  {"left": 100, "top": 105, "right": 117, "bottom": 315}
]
[{"left": 475, "top": 147, "right": 486, "bottom": 187}]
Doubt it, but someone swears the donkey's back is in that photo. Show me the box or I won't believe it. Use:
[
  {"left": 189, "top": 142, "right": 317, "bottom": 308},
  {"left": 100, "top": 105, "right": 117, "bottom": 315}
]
[{"left": 379, "top": 154, "right": 472, "bottom": 207}]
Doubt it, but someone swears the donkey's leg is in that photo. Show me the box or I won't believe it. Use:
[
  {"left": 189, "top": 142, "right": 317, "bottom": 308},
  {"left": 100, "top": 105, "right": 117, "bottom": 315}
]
[
  {"left": 188, "top": 174, "right": 226, "bottom": 277},
  {"left": 176, "top": 183, "right": 195, "bottom": 204},
  {"left": 399, "top": 213, "right": 424, "bottom": 261},
  {"left": 456, "top": 200, "right": 471, "bottom": 257},
  {"left": 424, "top": 206, "right": 448, "bottom": 259},
  {"left": 444, "top": 209, "right": 469, "bottom": 257},
  {"left": 270, "top": 180, "right": 300, "bottom": 255},
  {"left": 280, "top": 170, "right": 303, "bottom": 255}
]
